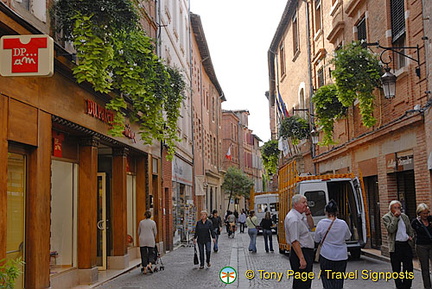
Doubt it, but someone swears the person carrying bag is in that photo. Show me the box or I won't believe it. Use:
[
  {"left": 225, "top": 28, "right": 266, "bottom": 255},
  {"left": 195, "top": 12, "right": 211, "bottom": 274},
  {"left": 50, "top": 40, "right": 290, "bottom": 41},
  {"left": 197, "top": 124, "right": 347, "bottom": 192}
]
[
  {"left": 245, "top": 211, "right": 259, "bottom": 253},
  {"left": 193, "top": 245, "right": 199, "bottom": 265},
  {"left": 314, "top": 200, "right": 351, "bottom": 289},
  {"left": 315, "top": 218, "right": 335, "bottom": 262}
]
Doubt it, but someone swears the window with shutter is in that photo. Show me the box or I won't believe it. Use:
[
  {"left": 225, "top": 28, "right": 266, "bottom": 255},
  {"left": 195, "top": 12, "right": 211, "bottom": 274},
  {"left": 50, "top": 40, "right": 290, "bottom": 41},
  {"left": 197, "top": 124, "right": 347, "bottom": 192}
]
[
  {"left": 280, "top": 43, "right": 286, "bottom": 76},
  {"left": 317, "top": 67, "right": 324, "bottom": 88},
  {"left": 315, "top": 0, "right": 322, "bottom": 33},
  {"left": 357, "top": 18, "right": 367, "bottom": 41},
  {"left": 391, "top": 0, "right": 405, "bottom": 42},
  {"left": 292, "top": 12, "right": 299, "bottom": 54}
]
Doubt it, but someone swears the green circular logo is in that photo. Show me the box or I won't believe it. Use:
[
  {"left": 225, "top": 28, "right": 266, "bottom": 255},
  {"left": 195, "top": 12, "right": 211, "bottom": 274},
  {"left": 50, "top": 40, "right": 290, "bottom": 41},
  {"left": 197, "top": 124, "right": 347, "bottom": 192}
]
[{"left": 219, "top": 266, "right": 237, "bottom": 284}]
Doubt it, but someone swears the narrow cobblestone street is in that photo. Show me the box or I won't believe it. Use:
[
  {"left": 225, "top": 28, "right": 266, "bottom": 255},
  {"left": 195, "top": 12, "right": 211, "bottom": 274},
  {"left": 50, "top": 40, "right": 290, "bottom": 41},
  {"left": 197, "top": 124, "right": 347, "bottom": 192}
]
[{"left": 98, "top": 230, "right": 423, "bottom": 289}]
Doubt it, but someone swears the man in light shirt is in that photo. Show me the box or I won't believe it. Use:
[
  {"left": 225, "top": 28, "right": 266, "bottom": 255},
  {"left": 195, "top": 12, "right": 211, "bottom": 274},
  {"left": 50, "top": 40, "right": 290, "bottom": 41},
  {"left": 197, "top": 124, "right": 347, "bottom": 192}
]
[
  {"left": 284, "top": 194, "right": 315, "bottom": 289},
  {"left": 382, "top": 200, "right": 414, "bottom": 289}
]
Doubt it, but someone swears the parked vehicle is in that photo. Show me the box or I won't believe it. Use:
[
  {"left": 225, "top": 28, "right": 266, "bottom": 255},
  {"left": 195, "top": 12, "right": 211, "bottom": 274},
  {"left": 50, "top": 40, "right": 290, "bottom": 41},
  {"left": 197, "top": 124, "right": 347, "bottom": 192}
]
[
  {"left": 277, "top": 162, "right": 369, "bottom": 259},
  {"left": 254, "top": 193, "right": 279, "bottom": 233}
]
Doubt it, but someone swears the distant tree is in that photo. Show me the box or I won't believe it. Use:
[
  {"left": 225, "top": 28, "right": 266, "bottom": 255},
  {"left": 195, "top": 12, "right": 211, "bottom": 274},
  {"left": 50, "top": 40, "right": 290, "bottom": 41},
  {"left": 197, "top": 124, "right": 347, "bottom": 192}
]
[{"left": 222, "top": 166, "right": 254, "bottom": 211}]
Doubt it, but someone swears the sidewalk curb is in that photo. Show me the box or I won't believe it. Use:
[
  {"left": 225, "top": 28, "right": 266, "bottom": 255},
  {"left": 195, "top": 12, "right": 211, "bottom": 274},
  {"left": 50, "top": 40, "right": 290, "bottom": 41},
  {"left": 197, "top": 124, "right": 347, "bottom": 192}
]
[
  {"left": 361, "top": 249, "right": 390, "bottom": 263},
  {"left": 361, "top": 249, "right": 421, "bottom": 272}
]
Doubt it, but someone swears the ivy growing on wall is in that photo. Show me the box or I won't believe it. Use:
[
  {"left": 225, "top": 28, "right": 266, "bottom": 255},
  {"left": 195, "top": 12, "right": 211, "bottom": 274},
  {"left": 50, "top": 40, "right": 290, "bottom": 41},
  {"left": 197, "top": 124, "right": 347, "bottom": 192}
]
[
  {"left": 51, "top": 0, "right": 186, "bottom": 159},
  {"left": 312, "top": 41, "right": 382, "bottom": 146}
]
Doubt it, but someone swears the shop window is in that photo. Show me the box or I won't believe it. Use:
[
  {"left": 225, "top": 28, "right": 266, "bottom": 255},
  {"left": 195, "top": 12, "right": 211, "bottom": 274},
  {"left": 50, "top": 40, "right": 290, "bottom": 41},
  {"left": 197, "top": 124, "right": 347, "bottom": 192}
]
[
  {"left": 50, "top": 160, "right": 77, "bottom": 273},
  {"left": 127, "top": 175, "right": 137, "bottom": 246}
]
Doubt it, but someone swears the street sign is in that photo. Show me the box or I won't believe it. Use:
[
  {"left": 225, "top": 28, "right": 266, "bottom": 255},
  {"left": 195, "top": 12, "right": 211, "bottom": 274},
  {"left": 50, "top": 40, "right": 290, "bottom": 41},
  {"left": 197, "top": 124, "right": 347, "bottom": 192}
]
[{"left": 0, "top": 35, "right": 54, "bottom": 77}]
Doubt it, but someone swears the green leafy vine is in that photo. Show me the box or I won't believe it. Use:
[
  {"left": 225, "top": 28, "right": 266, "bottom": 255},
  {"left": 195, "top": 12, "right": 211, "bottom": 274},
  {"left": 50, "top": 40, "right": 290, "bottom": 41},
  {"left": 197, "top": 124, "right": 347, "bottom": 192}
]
[
  {"left": 261, "top": 140, "right": 279, "bottom": 176},
  {"left": 313, "top": 84, "right": 346, "bottom": 145},
  {"left": 331, "top": 41, "right": 382, "bottom": 127},
  {"left": 312, "top": 41, "right": 383, "bottom": 145},
  {"left": 52, "top": 0, "right": 186, "bottom": 160},
  {"left": 279, "top": 115, "right": 310, "bottom": 145}
]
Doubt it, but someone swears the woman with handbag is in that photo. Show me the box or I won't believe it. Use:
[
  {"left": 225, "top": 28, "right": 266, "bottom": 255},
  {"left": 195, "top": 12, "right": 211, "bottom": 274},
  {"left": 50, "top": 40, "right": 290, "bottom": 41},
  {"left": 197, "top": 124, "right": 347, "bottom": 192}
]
[
  {"left": 245, "top": 210, "right": 259, "bottom": 253},
  {"left": 314, "top": 200, "right": 351, "bottom": 289},
  {"left": 411, "top": 203, "right": 432, "bottom": 289},
  {"left": 193, "top": 210, "right": 216, "bottom": 269}
]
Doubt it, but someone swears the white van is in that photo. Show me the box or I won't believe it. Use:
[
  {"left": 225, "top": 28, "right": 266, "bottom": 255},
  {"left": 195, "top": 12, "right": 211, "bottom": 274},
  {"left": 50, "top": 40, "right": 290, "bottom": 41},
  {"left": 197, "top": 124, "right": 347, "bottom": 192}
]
[
  {"left": 254, "top": 193, "right": 279, "bottom": 233},
  {"left": 297, "top": 177, "right": 367, "bottom": 259}
]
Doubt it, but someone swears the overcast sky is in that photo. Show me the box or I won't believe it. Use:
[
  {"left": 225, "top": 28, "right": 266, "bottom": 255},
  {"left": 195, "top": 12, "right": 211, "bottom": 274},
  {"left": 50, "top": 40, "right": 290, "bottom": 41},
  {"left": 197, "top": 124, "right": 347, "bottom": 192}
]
[{"left": 190, "top": 0, "right": 287, "bottom": 143}]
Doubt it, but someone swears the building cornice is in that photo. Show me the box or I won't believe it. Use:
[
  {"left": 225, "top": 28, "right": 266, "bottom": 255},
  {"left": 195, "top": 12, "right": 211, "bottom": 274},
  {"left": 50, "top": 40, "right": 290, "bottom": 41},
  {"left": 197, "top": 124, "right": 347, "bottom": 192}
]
[{"left": 313, "top": 113, "right": 423, "bottom": 163}]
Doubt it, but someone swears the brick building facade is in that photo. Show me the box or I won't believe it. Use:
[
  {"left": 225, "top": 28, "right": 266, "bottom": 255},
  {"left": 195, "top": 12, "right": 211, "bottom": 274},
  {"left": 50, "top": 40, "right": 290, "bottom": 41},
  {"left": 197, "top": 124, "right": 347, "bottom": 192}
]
[
  {"left": 190, "top": 13, "right": 225, "bottom": 217},
  {"left": 268, "top": 0, "right": 431, "bottom": 254},
  {"left": 222, "top": 110, "right": 263, "bottom": 212}
]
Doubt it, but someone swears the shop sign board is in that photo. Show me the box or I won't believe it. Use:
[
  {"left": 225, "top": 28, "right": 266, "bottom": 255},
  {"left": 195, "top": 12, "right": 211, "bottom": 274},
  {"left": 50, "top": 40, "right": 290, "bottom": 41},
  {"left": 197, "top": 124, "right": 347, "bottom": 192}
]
[
  {"left": 386, "top": 150, "right": 414, "bottom": 173},
  {"left": 0, "top": 35, "right": 54, "bottom": 77}
]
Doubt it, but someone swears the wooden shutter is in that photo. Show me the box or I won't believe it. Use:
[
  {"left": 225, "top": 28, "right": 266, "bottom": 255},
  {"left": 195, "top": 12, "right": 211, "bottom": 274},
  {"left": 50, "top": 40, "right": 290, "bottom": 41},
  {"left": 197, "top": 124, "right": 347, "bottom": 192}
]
[{"left": 391, "top": 0, "right": 405, "bottom": 41}]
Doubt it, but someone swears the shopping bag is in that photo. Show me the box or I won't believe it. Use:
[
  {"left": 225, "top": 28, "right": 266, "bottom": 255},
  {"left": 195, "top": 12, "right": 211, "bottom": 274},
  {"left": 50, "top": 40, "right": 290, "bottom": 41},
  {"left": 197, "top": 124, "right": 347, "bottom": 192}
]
[
  {"left": 314, "top": 244, "right": 322, "bottom": 262},
  {"left": 194, "top": 245, "right": 199, "bottom": 265}
]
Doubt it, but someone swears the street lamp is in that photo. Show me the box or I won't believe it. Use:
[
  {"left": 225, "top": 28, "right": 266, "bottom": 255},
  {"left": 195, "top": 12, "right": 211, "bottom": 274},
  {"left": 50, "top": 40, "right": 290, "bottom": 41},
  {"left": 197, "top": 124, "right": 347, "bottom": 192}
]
[
  {"left": 381, "top": 67, "right": 397, "bottom": 99},
  {"left": 366, "top": 42, "right": 420, "bottom": 99},
  {"left": 310, "top": 128, "right": 319, "bottom": 145}
]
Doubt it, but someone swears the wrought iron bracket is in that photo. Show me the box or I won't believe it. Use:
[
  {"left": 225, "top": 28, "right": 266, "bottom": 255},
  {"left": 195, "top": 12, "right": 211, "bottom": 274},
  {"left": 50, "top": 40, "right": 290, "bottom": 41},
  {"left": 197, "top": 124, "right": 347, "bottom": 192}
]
[{"left": 365, "top": 41, "right": 420, "bottom": 77}]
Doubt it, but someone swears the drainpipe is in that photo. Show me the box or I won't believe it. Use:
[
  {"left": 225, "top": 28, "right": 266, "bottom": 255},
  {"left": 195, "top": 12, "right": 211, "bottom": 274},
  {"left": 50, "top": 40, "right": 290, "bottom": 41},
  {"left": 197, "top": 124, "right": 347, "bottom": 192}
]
[{"left": 303, "top": 0, "right": 317, "bottom": 174}]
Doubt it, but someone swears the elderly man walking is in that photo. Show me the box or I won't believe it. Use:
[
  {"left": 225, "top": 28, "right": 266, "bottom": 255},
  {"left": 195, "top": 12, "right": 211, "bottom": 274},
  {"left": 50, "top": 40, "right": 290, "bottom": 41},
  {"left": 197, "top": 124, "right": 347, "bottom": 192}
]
[
  {"left": 284, "top": 194, "right": 315, "bottom": 289},
  {"left": 382, "top": 200, "right": 414, "bottom": 289}
]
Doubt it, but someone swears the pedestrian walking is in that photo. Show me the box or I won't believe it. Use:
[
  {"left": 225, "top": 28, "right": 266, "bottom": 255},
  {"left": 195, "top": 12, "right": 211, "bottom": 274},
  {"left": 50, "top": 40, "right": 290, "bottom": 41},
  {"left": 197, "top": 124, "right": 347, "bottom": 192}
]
[
  {"left": 284, "top": 194, "right": 315, "bottom": 289},
  {"left": 226, "top": 210, "right": 236, "bottom": 238},
  {"left": 138, "top": 210, "right": 157, "bottom": 274},
  {"left": 260, "top": 211, "right": 274, "bottom": 253},
  {"left": 411, "top": 203, "right": 432, "bottom": 289},
  {"left": 238, "top": 209, "right": 247, "bottom": 233},
  {"left": 209, "top": 209, "right": 222, "bottom": 252},
  {"left": 246, "top": 210, "right": 259, "bottom": 253},
  {"left": 382, "top": 200, "right": 414, "bottom": 289},
  {"left": 314, "top": 200, "right": 351, "bottom": 289},
  {"left": 193, "top": 210, "right": 216, "bottom": 269}
]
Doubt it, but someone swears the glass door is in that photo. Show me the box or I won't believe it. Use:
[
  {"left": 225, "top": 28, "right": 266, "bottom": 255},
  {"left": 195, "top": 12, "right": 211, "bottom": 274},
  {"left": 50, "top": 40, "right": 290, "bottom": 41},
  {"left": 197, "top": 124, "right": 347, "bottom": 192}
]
[
  {"left": 7, "top": 152, "right": 26, "bottom": 289},
  {"left": 96, "top": 173, "right": 107, "bottom": 270}
]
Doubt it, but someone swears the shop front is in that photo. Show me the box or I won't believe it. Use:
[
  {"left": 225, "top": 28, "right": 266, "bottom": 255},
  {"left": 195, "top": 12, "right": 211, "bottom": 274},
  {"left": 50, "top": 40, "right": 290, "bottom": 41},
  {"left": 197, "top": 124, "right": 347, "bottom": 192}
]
[
  {"left": 172, "top": 156, "right": 194, "bottom": 245},
  {"left": 0, "top": 67, "right": 160, "bottom": 289}
]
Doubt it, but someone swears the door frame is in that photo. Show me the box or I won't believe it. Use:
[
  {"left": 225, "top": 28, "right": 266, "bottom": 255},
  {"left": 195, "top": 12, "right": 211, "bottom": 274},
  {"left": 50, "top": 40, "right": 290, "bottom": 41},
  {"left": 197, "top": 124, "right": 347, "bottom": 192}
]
[
  {"left": 6, "top": 150, "right": 27, "bottom": 288},
  {"left": 97, "top": 173, "right": 107, "bottom": 271}
]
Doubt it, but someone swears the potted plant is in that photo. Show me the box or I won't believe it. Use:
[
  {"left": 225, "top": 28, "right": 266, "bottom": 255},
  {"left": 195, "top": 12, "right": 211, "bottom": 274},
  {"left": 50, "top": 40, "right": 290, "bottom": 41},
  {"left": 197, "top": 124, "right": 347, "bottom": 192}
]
[{"left": 279, "top": 115, "right": 310, "bottom": 145}]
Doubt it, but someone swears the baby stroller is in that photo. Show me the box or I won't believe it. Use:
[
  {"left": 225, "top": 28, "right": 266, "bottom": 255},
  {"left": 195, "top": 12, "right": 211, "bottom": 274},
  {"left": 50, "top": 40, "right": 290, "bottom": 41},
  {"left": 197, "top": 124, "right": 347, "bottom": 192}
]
[
  {"left": 152, "top": 245, "right": 164, "bottom": 272},
  {"left": 140, "top": 245, "right": 164, "bottom": 273}
]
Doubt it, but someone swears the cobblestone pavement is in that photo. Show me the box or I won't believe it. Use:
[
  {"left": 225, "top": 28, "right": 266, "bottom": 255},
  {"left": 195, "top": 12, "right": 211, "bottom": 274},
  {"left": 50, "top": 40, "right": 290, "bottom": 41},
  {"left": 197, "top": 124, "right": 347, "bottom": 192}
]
[{"left": 98, "top": 231, "right": 423, "bottom": 289}]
